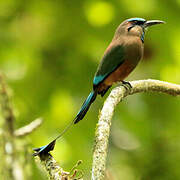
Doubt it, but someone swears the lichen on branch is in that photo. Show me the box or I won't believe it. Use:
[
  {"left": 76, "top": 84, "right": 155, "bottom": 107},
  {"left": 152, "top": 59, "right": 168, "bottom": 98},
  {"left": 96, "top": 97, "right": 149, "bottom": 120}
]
[{"left": 92, "top": 79, "right": 180, "bottom": 180}]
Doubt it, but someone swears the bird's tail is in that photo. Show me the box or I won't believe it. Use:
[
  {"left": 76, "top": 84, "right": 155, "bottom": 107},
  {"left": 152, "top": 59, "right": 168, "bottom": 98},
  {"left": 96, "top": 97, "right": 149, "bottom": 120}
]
[
  {"left": 74, "top": 91, "right": 97, "bottom": 124},
  {"left": 33, "top": 91, "right": 97, "bottom": 155}
]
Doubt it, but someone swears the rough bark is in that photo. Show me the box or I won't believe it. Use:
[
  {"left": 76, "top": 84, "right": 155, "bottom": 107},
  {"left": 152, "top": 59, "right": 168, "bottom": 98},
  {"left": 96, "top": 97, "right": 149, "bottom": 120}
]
[
  {"left": 0, "top": 74, "right": 43, "bottom": 180},
  {"left": 35, "top": 153, "right": 83, "bottom": 180}
]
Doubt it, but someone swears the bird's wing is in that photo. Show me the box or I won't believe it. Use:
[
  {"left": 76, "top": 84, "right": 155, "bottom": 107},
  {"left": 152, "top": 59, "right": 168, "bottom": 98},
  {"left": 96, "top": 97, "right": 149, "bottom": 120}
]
[{"left": 93, "top": 44, "right": 125, "bottom": 87}]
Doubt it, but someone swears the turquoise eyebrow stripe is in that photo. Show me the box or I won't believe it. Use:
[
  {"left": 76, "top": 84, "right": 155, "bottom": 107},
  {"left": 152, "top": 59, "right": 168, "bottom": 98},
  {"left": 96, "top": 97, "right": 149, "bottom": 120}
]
[{"left": 127, "top": 18, "right": 146, "bottom": 22}]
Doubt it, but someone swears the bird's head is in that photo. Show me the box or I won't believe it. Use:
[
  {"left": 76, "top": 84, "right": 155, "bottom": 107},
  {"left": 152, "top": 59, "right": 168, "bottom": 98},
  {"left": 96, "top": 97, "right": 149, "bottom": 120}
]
[{"left": 115, "top": 17, "right": 165, "bottom": 43}]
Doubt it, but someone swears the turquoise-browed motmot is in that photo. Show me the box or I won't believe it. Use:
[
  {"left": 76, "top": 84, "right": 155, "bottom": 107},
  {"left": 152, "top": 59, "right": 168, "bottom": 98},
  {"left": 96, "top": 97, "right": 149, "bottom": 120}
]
[
  {"left": 74, "top": 17, "right": 164, "bottom": 124},
  {"left": 33, "top": 18, "right": 164, "bottom": 155}
]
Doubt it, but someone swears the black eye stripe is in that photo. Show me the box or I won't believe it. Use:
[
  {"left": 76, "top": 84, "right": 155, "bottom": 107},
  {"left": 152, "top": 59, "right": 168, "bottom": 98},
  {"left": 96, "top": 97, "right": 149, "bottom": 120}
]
[
  {"left": 128, "top": 20, "right": 145, "bottom": 31},
  {"left": 133, "top": 21, "right": 144, "bottom": 25},
  {"left": 128, "top": 26, "right": 133, "bottom": 31}
]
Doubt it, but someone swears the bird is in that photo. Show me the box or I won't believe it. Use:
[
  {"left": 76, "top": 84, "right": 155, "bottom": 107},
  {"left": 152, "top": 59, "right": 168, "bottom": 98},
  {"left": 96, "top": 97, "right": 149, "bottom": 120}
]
[
  {"left": 33, "top": 18, "right": 165, "bottom": 156},
  {"left": 74, "top": 17, "right": 164, "bottom": 124}
]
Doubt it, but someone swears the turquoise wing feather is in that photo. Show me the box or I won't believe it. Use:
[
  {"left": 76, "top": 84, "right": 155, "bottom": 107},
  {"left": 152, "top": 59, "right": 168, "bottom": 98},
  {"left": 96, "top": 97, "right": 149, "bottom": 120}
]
[{"left": 93, "top": 44, "right": 125, "bottom": 87}]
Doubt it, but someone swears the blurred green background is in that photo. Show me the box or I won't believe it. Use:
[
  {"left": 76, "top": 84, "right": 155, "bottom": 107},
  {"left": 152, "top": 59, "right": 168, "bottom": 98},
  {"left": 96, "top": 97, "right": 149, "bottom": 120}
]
[{"left": 0, "top": 0, "right": 180, "bottom": 179}]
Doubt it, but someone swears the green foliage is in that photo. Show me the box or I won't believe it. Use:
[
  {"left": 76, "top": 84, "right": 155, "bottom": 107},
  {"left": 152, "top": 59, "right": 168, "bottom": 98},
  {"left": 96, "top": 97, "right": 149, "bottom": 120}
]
[{"left": 0, "top": 0, "right": 180, "bottom": 179}]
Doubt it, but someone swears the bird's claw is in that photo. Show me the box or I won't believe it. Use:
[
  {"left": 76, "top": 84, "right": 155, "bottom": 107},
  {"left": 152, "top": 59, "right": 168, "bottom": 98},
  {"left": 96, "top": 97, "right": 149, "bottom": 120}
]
[{"left": 121, "top": 80, "right": 132, "bottom": 90}]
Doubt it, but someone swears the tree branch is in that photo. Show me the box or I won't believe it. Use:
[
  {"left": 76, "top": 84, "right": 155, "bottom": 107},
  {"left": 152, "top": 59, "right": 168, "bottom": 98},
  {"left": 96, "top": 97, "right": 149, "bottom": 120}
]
[
  {"left": 14, "top": 118, "right": 43, "bottom": 137},
  {"left": 92, "top": 79, "right": 180, "bottom": 180},
  {"left": 0, "top": 73, "right": 43, "bottom": 180},
  {"left": 35, "top": 154, "right": 69, "bottom": 180},
  {"left": 35, "top": 153, "right": 83, "bottom": 180},
  {"left": 0, "top": 74, "right": 17, "bottom": 179}
]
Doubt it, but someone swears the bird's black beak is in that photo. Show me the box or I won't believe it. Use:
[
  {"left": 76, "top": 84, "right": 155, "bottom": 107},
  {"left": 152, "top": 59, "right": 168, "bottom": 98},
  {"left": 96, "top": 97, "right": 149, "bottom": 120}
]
[{"left": 143, "top": 20, "right": 165, "bottom": 28}]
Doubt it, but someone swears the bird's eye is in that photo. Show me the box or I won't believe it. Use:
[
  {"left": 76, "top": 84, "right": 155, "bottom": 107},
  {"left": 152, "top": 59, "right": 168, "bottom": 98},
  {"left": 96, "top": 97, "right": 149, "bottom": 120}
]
[{"left": 136, "top": 21, "right": 145, "bottom": 25}]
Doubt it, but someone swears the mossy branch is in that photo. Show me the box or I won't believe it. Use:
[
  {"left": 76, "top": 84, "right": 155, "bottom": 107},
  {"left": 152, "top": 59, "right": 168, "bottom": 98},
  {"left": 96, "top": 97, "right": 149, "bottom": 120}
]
[
  {"left": 0, "top": 73, "right": 43, "bottom": 180},
  {"left": 35, "top": 153, "right": 83, "bottom": 180},
  {"left": 0, "top": 74, "right": 16, "bottom": 179},
  {"left": 92, "top": 79, "right": 180, "bottom": 180}
]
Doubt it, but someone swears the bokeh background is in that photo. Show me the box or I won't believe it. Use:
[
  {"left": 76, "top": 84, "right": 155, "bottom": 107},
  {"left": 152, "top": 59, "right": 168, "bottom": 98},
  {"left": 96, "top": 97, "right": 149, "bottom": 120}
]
[{"left": 0, "top": 0, "right": 180, "bottom": 179}]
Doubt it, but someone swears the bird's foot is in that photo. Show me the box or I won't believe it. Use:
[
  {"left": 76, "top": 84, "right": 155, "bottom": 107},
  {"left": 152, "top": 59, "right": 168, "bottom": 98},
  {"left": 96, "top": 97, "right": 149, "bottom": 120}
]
[{"left": 121, "top": 80, "right": 132, "bottom": 90}]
